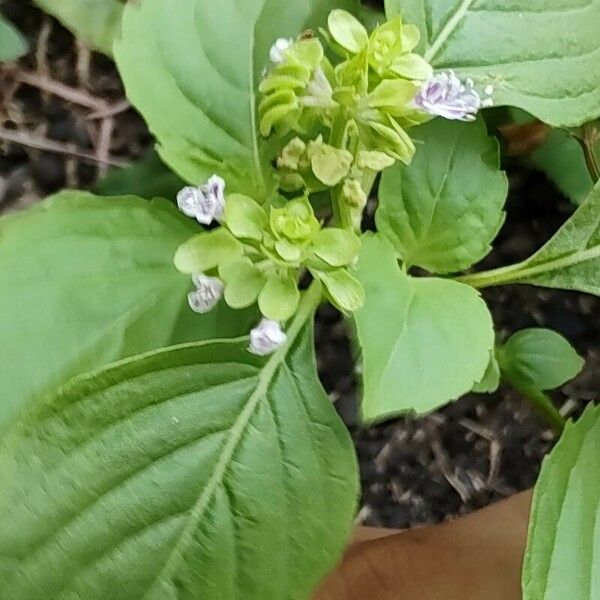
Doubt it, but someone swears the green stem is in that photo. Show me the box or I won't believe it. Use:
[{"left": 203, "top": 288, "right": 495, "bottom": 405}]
[
  {"left": 512, "top": 381, "right": 566, "bottom": 435},
  {"left": 578, "top": 123, "right": 600, "bottom": 184}
]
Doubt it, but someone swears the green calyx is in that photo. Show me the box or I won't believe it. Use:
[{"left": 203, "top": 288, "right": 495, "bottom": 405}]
[
  {"left": 259, "top": 38, "right": 335, "bottom": 137},
  {"left": 174, "top": 192, "right": 364, "bottom": 319}
]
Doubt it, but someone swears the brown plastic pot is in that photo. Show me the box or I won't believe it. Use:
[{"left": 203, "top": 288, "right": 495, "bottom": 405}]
[{"left": 314, "top": 491, "right": 532, "bottom": 600}]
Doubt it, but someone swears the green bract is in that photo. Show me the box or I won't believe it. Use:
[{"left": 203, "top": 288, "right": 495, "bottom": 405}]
[{"left": 174, "top": 193, "right": 363, "bottom": 319}]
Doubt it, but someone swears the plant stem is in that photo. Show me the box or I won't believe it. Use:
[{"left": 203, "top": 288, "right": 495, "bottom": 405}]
[
  {"left": 578, "top": 123, "right": 600, "bottom": 184},
  {"left": 512, "top": 381, "right": 566, "bottom": 435}
]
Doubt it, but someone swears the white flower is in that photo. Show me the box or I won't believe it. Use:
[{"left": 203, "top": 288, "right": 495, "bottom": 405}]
[
  {"left": 187, "top": 273, "right": 224, "bottom": 314},
  {"left": 412, "top": 71, "right": 493, "bottom": 122},
  {"left": 269, "top": 38, "right": 293, "bottom": 64},
  {"left": 176, "top": 174, "right": 225, "bottom": 225},
  {"left": 248, "top": 318, "right": 287, "bottom": 356}
]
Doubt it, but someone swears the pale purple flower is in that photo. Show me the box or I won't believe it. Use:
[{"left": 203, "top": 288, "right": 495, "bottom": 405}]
[
  {"left": 248, "top": 318, "right": 287, "bottom": 356},
  {"left": 177, "top": 175, "right": 225, "bottom": 225},
  {"left": 413, "top": 71, "right": 493, "bottom": 122},
  {"left": 187, "top": 273, "right": 224, "bottom": 314},
  {"left": 269, "top": 38, "right": 293, "bottom": 64}
]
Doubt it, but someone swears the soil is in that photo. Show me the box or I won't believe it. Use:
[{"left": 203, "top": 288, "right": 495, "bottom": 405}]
[{"left": 2, "top": 0, "right": 599, "bottom": 530}]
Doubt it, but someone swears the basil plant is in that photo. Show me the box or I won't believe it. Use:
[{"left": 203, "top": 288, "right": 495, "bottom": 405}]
[{"left": 1, "top": 0, "right": 600, "bottom": 599}]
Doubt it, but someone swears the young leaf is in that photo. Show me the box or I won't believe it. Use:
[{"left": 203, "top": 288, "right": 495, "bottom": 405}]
[
  {"left": 0, "top": 192, "right": 252, "bottom": 430},
  {"left": 354, "top": 234, "right": 494, "bottom": 421},
  {"left": 472, "top": 350, "right": 500, "bottom": 394},
  {"left": 115, "top": 0, "right": 359, "bottom": 199},
  {"left": 385, "top": 0, "right": 600, "bottom": 127},
  {"left": 498, "top": 328, "right": 584, "bottom": 391},
  {"left": 0, "top": 314, "right": 359, "bottom": 600},
  {"left": 377, "top": 117, "right": 508, "bottom": 274},
  {"left": 522, "top": 403, "right": 600, "bottom": 600},
  {"left": 33, "top": 0, "right": 123, "bottom": 56},
  {"left": 0, "top": 12, "right": 27, "bottom": 61},
  {"left": 462, "top": 182, "right": 600, "bottom": 295}
]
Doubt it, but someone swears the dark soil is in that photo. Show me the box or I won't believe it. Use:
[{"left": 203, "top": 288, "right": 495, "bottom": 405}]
[{"left": 2, "top": 0, "right": 599, "bottom": 530}]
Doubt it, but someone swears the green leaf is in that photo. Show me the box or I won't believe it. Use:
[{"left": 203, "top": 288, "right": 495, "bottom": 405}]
[
  {"left": 0, "top": 12, "right": 27, "bottom": 61},
  {"left": 0, "top": 192, "right": 252, "bottom": 431},
  {"left": 354, "top": 234, "right": 494, "bottom": 421},
  {"left": 498, "top": 328, "right": 584, "bottom": 391},
  {"left": 0, "top": 311, "right": 359, "bottom": 599},
  {"left": 522, "top": 403, "right": 600, "bottom": 600},
  {"left": 174, "top": 228, "right": 244, "bottom": 275},
  {"left": 33, "top": 0, "right": 123, "bottom": 56},
  {"left": 115, "top": 0, "right": 358, "bottom": 197},
  {"left": 472, "top": 350, "right": 500, "bottom": 394},
  {"left": 508, "top": 109, "right": 594, "bottom": 206},
  {"left": 463, "top": 182, "right": 600, "bottom": 295},
  {"left": 386, "top": 0, "right": 600, "bottom": 127},
  {"left": 377, "top": 117, "right": 508, "bottom": 274},
  {"left": 95, "top": 150, "right": 185, "bottom": 201}
]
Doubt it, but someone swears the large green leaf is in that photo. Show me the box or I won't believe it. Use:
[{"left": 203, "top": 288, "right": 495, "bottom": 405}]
[
  {"left": 354, "top": 233, "right": 494, "bottom": 421},
  {"left": 0, "top": 12, "right": 27, "bottom": 61},
  {"left": 498, "top": 328, "right": 584, "bottom": 391},
  {"left": 377, "top": 117, "right": 507, "bottom": 274},
  {"left": 114, "top": 0, "right": 357, "bottom": 199},
  {"left": 522, "top": 403, "right": 600, "bottom": 600},
  {"left": 461, "top": 182, "right": 600, "bottom": 295},
  {"left": 0, "top": 303, "right": 359, "bottom": 600},
  {"left": 0, "top": 192, "right": 253, "bottom": 430},
  {"left": 95, "top": 150, "right": 185, "bottom": 201},
  {"left": 33, "top": 0, "right": 123, "bottom": 56},
  {"left": 385, "top": 0, "right": 600, "bottom": 127}
]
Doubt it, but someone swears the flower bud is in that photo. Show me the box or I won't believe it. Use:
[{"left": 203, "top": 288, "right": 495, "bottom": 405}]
[
  {"left": 269, "top": 38, "right": 293, "bottom": 64},
  {"left": 248, "top": 318, "right": 287, "bottom": 356},
  {"left": 176, "top": 174, "right": 225, "bottom": 225},
  {"left": 187, "top": 273, "right": 224, "bottom": 313}
]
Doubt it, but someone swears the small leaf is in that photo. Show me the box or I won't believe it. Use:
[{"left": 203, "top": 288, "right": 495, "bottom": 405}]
[
  {"left": 354, "top": 234, "right": 494, "bottom": 421},
  {"left": 498, "top": 328, "right": 584, "bottom": 391},
  {"left": 0, "top": 321, "right": 359, "bottom": 600},
  {"left": 258, "top": 271, "right": 300, "bottom": 320},
  {"left": 174, "top": 228, "right": 244, "bottom": 274},
  {"left": 33, "top": 0, "right": 123, "bottom": 56},
  {"left": 472, "top": 350, "right": 500, "bottom": 394},
  {"left": 0, "top": 12, "right": 27, "bottom": 61},
  {"left": 308, "top": 140, "right": 354, "bottom": 187},
  {"left": 387, "top": 0, "right": 600, "bottom": 127},
  {"left": 522, "top": 403, "right": 600, "bottom": 600},
  {"left": 377, "top": 117, "right": 508, "bottom": 274}
]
